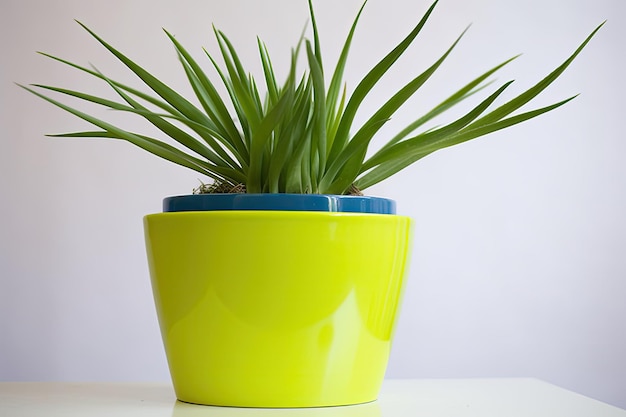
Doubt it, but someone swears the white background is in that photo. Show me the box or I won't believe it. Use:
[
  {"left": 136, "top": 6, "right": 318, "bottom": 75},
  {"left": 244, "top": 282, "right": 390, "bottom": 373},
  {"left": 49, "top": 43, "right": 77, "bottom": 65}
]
[{"left": 1, "top": 0, "right": 625, "bottom": 409}]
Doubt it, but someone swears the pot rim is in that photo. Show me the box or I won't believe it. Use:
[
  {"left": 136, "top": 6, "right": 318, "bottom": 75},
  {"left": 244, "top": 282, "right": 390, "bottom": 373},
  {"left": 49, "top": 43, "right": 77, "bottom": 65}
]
[{"left": 163, "top": 193, "right": 395, "bottom": 214}]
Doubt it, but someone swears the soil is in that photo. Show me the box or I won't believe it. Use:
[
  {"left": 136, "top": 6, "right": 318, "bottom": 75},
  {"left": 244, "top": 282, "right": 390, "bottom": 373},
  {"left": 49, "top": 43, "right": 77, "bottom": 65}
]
[{"left": 192, "top": 181, "right": 363, "bottom": 196}]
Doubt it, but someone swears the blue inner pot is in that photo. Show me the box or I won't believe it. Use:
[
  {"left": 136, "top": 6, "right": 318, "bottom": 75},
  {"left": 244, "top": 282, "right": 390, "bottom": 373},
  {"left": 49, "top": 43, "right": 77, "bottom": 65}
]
[{"left": 163, "top": 194, "right": 396, "bottom": 214}]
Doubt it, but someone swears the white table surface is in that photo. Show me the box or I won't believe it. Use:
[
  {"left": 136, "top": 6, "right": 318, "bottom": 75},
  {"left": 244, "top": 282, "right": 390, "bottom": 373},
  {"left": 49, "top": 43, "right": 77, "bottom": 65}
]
[{"left": 0, "top": 378, "right": 624, "bottom": 416}]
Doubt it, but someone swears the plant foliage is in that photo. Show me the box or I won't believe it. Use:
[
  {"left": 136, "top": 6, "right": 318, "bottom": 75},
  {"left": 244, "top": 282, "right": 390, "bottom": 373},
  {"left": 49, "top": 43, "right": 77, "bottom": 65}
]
[{"left": 21, "top": 0, "right": 603, "bottom": 195}]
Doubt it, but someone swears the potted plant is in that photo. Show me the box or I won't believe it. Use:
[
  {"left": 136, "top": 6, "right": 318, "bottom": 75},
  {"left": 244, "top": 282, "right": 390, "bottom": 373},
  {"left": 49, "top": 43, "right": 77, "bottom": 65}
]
[{"left": 21, "top": 0, "right": 602, "bottom": 408}]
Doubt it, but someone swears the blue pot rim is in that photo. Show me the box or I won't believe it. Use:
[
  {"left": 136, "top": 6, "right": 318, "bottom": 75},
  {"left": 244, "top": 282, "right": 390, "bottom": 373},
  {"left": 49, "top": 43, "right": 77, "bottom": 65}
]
[{"left": 163, "top": 194, "right": 396, "bottom": 214}]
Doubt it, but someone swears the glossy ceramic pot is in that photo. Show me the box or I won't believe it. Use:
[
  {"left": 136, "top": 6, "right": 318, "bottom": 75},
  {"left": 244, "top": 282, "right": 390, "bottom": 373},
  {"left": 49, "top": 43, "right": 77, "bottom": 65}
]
[{"left": 144, "top": 194, "right": 413, "bottom": 407}]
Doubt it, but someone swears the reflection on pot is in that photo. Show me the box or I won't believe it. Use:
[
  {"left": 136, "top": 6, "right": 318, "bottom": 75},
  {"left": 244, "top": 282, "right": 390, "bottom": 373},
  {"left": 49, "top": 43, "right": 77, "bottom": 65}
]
[{"left": 171, "top": 399, "right": 382, "bottom": 417}]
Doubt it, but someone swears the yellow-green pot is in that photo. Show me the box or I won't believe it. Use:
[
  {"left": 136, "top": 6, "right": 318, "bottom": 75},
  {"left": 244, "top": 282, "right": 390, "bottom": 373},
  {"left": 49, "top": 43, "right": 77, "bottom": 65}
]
[{"left": 144, "top": 194, "right": 413, "bottom": 407}]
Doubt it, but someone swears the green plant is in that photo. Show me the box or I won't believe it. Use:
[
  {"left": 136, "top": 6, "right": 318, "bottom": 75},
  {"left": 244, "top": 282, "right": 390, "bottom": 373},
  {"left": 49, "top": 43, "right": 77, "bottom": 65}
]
[{"left": 21, "top": 0, "right": 602, "bottom": 195}]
